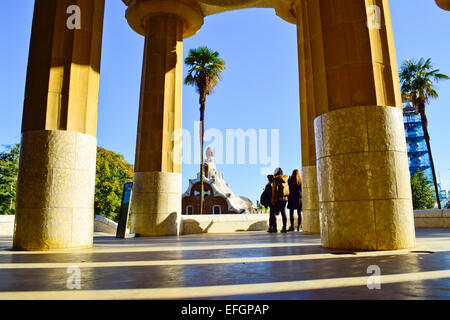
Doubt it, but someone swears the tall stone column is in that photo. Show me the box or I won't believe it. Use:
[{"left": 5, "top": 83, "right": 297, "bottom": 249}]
[
  {"left": 125, "top": 1, "right": 203, "bottom": 236},
  {"left": 296, "top": 0, "right": 415, "bottom": 250},
  {"left": 296, "top": 0, "right": 320, "bottom": 234},
  {"left": 13, "top": 0, "right": 105, "bottom": 250}
]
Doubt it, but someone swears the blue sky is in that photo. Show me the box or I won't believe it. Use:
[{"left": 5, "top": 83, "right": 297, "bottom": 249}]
[{"left": 1, "top": 1, "right": 449, "bottom": 204}]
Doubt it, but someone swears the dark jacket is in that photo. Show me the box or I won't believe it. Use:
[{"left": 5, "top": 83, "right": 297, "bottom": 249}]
[
  {"left": 287, "top": 177, "right": 302, "bottom": 210},
  {"left": 261, "top": 183, "right": 273, "bottom": 208}
]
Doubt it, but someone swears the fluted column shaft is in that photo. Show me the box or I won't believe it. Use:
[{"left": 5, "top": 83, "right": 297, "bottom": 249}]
[
  {"left": 297, "top": 0, "right": 415, "bottom": 250},
  {"left": 124, "top": 0, "right": 203, "bottom": 237},
  {"left": 130, "top": 15, "right": 184, "bottom": 236},
  {"left": 297, "top": 0, "right": 321, "bottom": 234},
  {"left": 14, "top": 0, "right": 105, "bottom": 250}
]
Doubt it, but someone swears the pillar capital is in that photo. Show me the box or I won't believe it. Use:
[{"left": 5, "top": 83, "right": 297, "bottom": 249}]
[
  {"left": 436, "top": 0, "right": 450, "bottom": 10},
  {"left": 271, "top": 0, "right": 300, "bottom": 25},
  {"left": 125, "top": 0, "right": 204, "bottom": 38}
]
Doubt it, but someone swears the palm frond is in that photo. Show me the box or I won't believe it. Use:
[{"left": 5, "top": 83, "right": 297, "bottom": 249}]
[
  {"left": 399, "top": 57, "right": 449, "bottom": 109},
  {"left": 184, "top": 46, "right": 226, "bottom": 102}
]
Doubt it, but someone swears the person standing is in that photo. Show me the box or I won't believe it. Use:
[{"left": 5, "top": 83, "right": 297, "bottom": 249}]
[
  {"left": 287, "top": 169, "right": 302, "bottom": 232},
  {"left": 261, "top": 175, "right": 277, "bottom": 233},
  {"left": 272, "top": 168, "right": 290, "bottom": 233}
]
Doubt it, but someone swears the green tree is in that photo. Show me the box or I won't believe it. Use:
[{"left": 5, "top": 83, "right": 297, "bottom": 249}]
[
  {"left": 95, "top": 147, "right": 134, "bottom": 222},
  {"left": 0, "top": 144, "right": 134, "bottom": 220},
  {"left": 411, "top": 169, "right": 436, "bottom": 210},
  {"left": 184, "top": 46, "right": 226, "bottom": 214},
  {"left": 256, "top": 202, "right": 269, "bottom": 214},
  {"left": 400, "top": 58, "right": 449, "bottom": 208},
  {"left": 0, "top": 144, "right": 20, "bottom": 215}
]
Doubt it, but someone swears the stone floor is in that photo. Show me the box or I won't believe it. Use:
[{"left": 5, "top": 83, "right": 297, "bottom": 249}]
[{"left": 0, "top": 229, "right": 449, "bottom": 300}]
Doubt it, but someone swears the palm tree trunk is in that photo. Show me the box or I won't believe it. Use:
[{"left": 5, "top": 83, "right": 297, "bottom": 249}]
[
  {"left": 199, "top": 103, "right": 205, "bottom": 215},
  {"left": 419, "top": 107, "right": 441, "bottom": 209},
  {"left": 9, "top": 184, "right": 13, "bottom": 211}
]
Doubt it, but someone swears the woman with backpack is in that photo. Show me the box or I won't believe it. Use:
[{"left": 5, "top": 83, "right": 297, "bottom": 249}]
[
  {"left": 272, "top": 168, "right": 290, "bottom": 233},
  {"left": 287, "top": 169, "right": 302, "bottom": 232}
]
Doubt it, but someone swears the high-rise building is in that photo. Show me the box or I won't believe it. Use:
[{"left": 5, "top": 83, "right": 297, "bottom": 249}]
[{"left": 403, "top": 103, "right": 447, "bottom": 206}]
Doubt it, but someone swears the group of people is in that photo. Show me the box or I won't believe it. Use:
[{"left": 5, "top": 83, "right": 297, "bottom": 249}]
[{"left": 260, "top": 168, "right": 302, "bottom": 233}]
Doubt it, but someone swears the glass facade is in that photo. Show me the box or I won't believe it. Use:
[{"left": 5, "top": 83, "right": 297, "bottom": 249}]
[{"left": 403, "top": 103, "right": 447, "bottom": 206}]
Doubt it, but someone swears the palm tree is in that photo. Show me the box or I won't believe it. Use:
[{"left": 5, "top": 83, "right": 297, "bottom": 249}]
[
  {"left": 400, "top": 58, "right": 449, "bottom": 209},
  {"left": 184, "top": 46, "right": 226, "bottom": 214}
]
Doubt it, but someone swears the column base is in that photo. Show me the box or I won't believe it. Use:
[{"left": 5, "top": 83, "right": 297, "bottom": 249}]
[
  {"left": 302, "top": 165, "right": 320, "bottom": 234},
  {"left": 315, "top": 106, "right": 416, "bottom": 250},
  {"left": 130, "top": 172, "right": 181, "bottom": 237},
  {"left": 13, "top": 130, "right": 97, "bottom": 251}
]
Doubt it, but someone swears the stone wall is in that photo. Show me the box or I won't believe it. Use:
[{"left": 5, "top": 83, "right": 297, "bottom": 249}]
[
  {"left": 0, "top": 215, "right": 127, "bottom": 236},
  {"left": 1, "top": 210, "right": 449, "bottom": 237},
  {"left": 414, "top": 210, "right": 450, "bottom": 228},
  {"left": 94, "top": 215, "right": 126, "bottom": 235},
  {"left": 181, "top": 214, "right": 296, "bottom": 235},
  {"left": 181, "top": 211, "right": 450, "bottom": 235},
  {"left": 0, "top": 216, "right": 15, "bottom": 236}
]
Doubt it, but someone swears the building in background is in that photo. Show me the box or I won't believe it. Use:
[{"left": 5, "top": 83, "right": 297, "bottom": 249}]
[
  {"left": 182, "top": 147, "right": 254, "bottom": 215},
  {"left": 403, "top": 103, "right": 447, "bottom": 207}
]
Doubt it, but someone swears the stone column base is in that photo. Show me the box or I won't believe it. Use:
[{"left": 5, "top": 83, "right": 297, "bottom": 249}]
[
  {"left": 302, "top": 165, "right": 320, "bottom": 234},
  {"left": 13, "top": 130, "right": 97, "bottom": 251},
  {"left": 130, "top": 172, "right": 181, "bottom": 237},
  {"left": 315, "top": 106, "right": 416, "bottom": 250}
]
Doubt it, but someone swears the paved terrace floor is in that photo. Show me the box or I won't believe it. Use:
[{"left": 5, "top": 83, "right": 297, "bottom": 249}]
[{"left": 0, "top": 229, "right": 449, "bottom": 300}]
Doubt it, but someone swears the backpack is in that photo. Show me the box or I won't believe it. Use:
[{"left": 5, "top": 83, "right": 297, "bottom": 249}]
[
  {"left": 276, "top": 177, "right": 290, "bottom": 198},
  {"left": 260, "top": 185, "right": 272, "bottom": 207}
]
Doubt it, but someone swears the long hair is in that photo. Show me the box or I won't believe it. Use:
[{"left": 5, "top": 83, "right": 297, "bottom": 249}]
[{"left": 291, "top": 169, "right": 301, "bottom": 185}]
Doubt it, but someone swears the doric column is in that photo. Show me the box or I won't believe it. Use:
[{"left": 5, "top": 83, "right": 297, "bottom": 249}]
[
  {"left": 296, "top": 0, "right": 321, "bottom": 234},
  {"left": 125, "top": 0, "right": 203, "bottom": 236},
  {"left": 297, "top": 0, "right": 415, "bottom": 250},
  {"left": 13, "top": 0, "right": 105, "bottom": 250}
]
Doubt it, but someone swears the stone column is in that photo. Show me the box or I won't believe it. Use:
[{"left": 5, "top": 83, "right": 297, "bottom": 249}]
[
  {"left": 297, "top": 0, "right": 415, "bottom": 250},
  {"left": 125, "top": 1, "right": 203, "bottom": 236},
  {"left": 296, "top": 0, "right": 320, "bottom": 234},
  {"left": 13, "top": 0, "right": 105, "bottom": 250}
]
